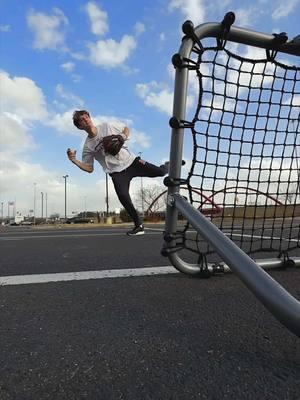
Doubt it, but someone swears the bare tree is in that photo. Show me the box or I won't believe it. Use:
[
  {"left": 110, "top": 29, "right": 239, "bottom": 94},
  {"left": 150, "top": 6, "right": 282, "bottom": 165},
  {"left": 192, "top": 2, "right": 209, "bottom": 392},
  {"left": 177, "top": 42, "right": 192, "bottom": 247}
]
[
  {"left": 135, "top": 184, "right": 167, "bottom": 213},
  {"left": 279, "top": 183, "right": 299, "bottom": 204}
]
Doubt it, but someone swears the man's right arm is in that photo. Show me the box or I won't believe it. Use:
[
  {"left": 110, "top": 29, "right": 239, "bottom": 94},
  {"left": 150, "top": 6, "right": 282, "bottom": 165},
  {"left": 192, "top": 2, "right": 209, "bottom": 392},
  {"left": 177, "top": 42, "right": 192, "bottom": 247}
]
[{"left": 67, "top": 149, "right": 94, "bottom": 173}]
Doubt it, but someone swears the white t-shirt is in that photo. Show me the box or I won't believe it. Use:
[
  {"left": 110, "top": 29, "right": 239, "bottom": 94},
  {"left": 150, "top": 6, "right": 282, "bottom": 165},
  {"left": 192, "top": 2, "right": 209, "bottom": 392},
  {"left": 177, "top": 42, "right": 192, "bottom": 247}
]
[{"left": 82, "top": 122, "right": 136, "bottom": 174}]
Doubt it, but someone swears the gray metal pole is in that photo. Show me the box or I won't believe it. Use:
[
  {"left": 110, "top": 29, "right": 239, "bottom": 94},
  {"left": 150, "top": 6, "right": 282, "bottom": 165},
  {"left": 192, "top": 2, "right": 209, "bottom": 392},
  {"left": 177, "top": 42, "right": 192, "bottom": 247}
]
[
  {"left": 165, "top": 53, "right": 190, "bottom": 237},
  {"left": 138, "top": 152, "right": 144, "bottom": 215},
  {"left": 41, "top": 192, "right": 44, "bottom": 219},
  {"left": 105, "top": 173, "right": 109, "bottom": 215},
  {"left": 33, "top": 183, "right": 36, "bottom": 225},
  {"left": 45, "top": 193, "right": 48, "bottom": 221},
  {"left": 63, "top": 175, "right": 69, "bottom": 220}
]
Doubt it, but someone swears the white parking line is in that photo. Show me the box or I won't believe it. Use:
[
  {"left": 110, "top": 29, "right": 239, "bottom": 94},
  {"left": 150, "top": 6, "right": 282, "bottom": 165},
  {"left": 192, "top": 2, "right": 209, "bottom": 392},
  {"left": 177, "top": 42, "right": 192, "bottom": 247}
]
[
  {"left": 226, "top": 232, "right": 299, "bottom": 242},
  {"left": 0, "top": 266, "right": 179, "bottom": 286},
  {"left": 0, "top": 231, "right": 162, "bottom": 240}
]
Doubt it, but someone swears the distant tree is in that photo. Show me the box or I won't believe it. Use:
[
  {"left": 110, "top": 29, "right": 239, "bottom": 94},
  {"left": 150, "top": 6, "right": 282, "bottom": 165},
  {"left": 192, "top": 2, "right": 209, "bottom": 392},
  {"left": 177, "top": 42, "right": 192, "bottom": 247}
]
[
  {"left": 135, "top": 184, "right": 167, "bottom": 213},
  {"left": 279, "top": 183, "right": 298, "bottom": 204},
  {"left": 50, "top": 213, "right": 60, "bottom": 220},
  {"left": 119, "top": 208, "right": 132, "bottom": 222}
]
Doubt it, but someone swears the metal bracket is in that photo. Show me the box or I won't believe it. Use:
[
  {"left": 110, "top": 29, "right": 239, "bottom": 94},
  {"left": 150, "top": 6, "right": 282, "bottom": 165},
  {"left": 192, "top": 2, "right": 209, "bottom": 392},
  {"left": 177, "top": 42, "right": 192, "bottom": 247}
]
[
  {"left": 212, "top": 263, "right": 225, "bottom": 274},
  {"left": 266, "top": 32, "right": 288, "bottom": 61},
  {"left": 217, "top": 11, "right": 235, "bottom": 49},
  {"left": 164, "top": 177, "right": 188, "bottom": 187},
  {"left": 164, "top": 231, "right": 185, "bottom": 243},
  {"left": 167, "top": 194, "right": 175, "bottom": 207},
  {"left": 278, "top": 251, "right": 296, "bottom": 269},
  {"left": 169, "top": 117, "right": 194, "bottom": 129},
  {"left": 171, "top": 53, "right": 198, "bottom": 70},
  {"left": 161, "top": 244, "right": 184, "bottom": 257},
  {"left": 182, "top": 20, "right": 204, "bottom": 54}
]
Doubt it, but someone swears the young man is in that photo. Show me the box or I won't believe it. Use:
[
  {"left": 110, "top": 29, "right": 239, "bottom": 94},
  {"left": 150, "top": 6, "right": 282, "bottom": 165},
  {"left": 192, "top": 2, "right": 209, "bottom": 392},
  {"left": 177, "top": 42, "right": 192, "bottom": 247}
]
[{"left": 67, "top": 110, "right": 169, "bottom": 236}]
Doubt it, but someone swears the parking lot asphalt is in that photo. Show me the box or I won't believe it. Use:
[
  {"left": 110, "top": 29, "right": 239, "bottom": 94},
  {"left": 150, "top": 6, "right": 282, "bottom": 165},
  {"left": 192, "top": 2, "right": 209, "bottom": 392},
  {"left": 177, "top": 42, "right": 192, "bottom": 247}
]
[{"left": 0, "top": 225, "right": 299, "bottom": 399}]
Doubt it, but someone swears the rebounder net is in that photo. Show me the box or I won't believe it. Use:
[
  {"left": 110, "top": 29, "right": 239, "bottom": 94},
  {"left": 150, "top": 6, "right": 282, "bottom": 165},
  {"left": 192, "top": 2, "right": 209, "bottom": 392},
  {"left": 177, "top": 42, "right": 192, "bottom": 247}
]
[{"left": 176, "top": 41, "right": 300, "bottom": 263}]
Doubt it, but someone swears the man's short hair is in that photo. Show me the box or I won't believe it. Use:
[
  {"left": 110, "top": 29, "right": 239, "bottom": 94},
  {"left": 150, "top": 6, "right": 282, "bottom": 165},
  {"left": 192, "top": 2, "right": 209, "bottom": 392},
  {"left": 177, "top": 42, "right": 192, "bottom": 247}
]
[{"left": 72, "top": 110, "right": 90, "bottom": 128}]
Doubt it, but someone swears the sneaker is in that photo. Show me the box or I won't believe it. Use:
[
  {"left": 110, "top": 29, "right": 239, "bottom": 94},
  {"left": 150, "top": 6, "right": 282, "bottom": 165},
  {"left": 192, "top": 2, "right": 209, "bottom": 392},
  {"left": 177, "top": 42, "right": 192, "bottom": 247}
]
[
  {"left": 161, "top": 160, "right": 186, "bottom": 175},
  {"left": 126, "top": 225, "right": 145, "bottom": 236}
]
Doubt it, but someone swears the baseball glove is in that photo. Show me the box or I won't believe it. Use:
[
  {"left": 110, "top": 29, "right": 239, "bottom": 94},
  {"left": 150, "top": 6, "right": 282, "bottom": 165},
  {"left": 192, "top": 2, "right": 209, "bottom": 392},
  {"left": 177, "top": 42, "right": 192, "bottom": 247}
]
[{"left": 102, "top": 134, "right": 125, "bottom": 156}]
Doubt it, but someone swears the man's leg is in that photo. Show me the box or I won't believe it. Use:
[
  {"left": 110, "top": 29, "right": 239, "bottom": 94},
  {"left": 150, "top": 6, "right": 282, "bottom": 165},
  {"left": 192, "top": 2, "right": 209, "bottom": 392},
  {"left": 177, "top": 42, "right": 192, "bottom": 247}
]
[
  {"left": 110, "top": 170, "right": 143, "bottom": 229},
  {"left": 129, "top": 157, "right": 168, "bottom": 178}
]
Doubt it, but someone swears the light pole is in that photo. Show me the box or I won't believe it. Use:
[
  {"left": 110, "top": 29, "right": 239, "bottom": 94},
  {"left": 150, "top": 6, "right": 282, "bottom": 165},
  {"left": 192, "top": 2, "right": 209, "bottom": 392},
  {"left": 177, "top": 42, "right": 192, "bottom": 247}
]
[
  {"left": 1, "top": 202, "right": 3, "bottom": 223},
  {"left": 138, "top": 152, "right": 144, "bottom": 215},
  {"left": 41, "top": 192, "right": 44, "bottom": 220},
  {"left": 33, "top": 183, "right": 37, "bottom": 225},
  {"left": 105, "top": 173, "right": 109, "bottom": 215},
  {"left": 63, "top": 175, "right": 69, "bottom": 221},
  {"left": 45, "top": 193, "right": 48, "bottom": 221}
]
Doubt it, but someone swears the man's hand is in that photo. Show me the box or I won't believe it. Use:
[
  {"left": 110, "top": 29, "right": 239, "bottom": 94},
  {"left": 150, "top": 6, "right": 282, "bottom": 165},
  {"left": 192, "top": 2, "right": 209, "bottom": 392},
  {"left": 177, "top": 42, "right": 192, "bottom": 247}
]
[
  {"left": 122, "top": 126, "right": 130, "bottom": 139},
  {"left": 67, "top": 148, "right": 77, "bottom": 161},
  {"left": 67, "top": 148, "right": 93, "bottom": 173}
]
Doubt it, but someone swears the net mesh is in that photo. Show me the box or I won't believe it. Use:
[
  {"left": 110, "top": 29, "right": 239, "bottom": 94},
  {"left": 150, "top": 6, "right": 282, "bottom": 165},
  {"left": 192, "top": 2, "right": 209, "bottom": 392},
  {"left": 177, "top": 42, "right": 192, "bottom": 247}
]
[{"left": 179, "top": 44, "right": 300, "bottom": 262}]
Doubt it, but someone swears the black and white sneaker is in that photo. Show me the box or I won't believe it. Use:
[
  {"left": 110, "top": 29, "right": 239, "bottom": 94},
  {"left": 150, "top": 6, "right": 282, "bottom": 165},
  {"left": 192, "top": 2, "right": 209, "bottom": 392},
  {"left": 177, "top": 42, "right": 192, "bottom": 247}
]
[{"left": 126, "top": 225, "right": 145, "bottom": 236}]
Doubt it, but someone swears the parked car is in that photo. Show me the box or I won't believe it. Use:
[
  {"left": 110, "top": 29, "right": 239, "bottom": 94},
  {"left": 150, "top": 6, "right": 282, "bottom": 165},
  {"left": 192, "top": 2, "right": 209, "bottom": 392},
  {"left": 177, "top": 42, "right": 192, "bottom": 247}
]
[{"left": 66, "top": 217, "right": 94, "bottom": 224}]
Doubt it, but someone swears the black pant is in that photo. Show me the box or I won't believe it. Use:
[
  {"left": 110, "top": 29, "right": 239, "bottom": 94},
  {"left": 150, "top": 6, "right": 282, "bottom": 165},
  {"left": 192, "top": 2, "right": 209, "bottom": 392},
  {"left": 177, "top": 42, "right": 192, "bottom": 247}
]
[{"left": 110, "top": 157, "right": 166, "bottom": 226}]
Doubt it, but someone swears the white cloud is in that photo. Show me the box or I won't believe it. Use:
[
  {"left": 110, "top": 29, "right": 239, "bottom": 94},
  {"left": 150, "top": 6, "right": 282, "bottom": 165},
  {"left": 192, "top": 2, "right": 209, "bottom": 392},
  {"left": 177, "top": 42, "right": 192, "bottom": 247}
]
[
  {"left": 159, "top": 33, "right": 166, "bottom": 42},
  {"left": 61, "top": 62, "right": 75, "bottom": 73},
  {"left": 234, "top": 7, "right": 258, "bottom": 27},
  {"left": 0, "top": 113, "right": 35, "bottom": 152},
  {"left": 134, "top": 22, "right": 145, "bottom": 36},
  {"left": 85, "top": 1, "right": 108, "bottom": 36},
  {"left": 60, "top": 63, "right": 82, "bottom": 83},
  {"left": 0, "top": 70, "right": 48, "bottom": 121},
  {"left": 87, "top": 35, "right": 137, "bottom": 68},
  {"left": 272, "top": 0, "right": 300, "bottom": 20},
  {"left": 136, "top": 79, "right": 196, "bottom": 116},
  {"left": 55, "top": 84, "right": 84, "bottom": 108},
  {"left": 168, "top": 0, "right": 206, "bottom": 24},
  {"left": 77, "top": 4, "right": 139, "bottom": 69},
  {"left": 27, "top": 8, "right": 68, "bottom": 50},
  {"left": 0, "top": 154, "right": 50, "bottom": 196},
  {"left": 46, "top": 110, "right": 77, "bottom": 134},
  {"left": 136, "top": 81, "right": 174, "bottom": 115},
  {"left": 0, "top": 24, "right": 11, "bottom": 32},
  {"left": 129, "top": 130, "right": 151, "bottom": 149}
]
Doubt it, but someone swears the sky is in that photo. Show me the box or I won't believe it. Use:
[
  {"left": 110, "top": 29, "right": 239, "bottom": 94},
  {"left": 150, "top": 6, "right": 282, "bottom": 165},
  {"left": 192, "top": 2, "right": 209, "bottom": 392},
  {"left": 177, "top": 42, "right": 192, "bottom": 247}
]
[{"left": 1, "top": 0, "right": 300, "bottom": 218}]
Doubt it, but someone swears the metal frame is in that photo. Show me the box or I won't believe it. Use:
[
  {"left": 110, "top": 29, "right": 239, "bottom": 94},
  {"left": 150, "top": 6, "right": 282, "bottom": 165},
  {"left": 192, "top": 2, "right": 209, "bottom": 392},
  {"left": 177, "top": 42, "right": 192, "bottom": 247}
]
[{"left": 164, "top": 14, "right": 300, "bottom": 336}]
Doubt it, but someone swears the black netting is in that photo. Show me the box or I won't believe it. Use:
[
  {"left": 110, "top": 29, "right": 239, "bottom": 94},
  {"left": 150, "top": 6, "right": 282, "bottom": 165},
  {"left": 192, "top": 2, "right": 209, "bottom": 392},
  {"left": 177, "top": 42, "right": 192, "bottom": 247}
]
[{"left": 180, "top": 45, "right": 300, "bottom": 262}]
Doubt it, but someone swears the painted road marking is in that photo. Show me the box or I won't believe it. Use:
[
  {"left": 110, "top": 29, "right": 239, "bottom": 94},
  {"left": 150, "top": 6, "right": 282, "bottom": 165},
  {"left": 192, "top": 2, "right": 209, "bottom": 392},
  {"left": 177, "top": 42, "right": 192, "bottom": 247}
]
[
  {"left": 0, "top": 231, "right": 162, "bottom": 240},
  {"left": 0, "top": 266, "right": 179, "bottom": 286}
]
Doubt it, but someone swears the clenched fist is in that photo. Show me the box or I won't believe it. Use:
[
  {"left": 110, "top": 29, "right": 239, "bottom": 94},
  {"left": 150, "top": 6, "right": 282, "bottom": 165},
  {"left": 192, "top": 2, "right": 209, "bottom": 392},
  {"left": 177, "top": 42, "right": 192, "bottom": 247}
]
[{"left": 67, "top": 148, "right": 76, "bottom": 161}]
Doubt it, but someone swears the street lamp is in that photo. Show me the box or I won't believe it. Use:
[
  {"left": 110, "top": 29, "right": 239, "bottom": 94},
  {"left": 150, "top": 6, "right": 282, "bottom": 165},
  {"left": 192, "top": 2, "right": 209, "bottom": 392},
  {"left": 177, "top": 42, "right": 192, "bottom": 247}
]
[
  {"left": 138, "top": 152, "right": 144, "bottom": 215},
  {"left": 63, "top": 175, "right": 69, "bottom": 221},
  {"left": 45, "top": 193, "right": 48, "bottom": 221},
  {"left": 41, "top": 192, "right": 44, "bottom": 220},
  {"left": 105, "top": 173, "right": 109, "bottom": 215},
  {"left": 33, "top": 183, "right": 36, "bottom": 225}
]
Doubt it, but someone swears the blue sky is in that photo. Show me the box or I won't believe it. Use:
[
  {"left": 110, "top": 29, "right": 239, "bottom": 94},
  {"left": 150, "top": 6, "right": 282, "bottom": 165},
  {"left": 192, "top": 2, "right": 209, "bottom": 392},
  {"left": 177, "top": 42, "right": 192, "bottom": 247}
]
[{"left": 1, "top": 0, "right": 300, "bottom": 218}]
